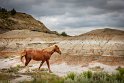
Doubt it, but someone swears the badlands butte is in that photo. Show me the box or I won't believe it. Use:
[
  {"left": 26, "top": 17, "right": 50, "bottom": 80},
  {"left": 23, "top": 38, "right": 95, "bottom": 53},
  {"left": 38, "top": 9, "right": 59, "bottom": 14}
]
[{"left": 0, "top": 12, "right": 124, "bottom": 66}]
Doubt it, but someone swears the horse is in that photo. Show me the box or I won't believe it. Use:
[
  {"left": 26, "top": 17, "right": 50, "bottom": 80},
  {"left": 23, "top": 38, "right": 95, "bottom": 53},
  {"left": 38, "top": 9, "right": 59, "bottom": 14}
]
[{"left": 21, "top": 45, "right": 61, "bottom": 73}]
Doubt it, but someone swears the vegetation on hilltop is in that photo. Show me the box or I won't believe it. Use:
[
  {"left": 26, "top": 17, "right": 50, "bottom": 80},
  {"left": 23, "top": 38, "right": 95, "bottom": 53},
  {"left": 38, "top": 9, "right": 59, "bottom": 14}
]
[
  {"left": 0, "top": 7, "right": 58, "bottom": 35},
  {"left": 61, "top": 32, "right": 68, "bottom": 36},
  {"left": 0, "top": 7, "right": 16, "bottom": 18}
]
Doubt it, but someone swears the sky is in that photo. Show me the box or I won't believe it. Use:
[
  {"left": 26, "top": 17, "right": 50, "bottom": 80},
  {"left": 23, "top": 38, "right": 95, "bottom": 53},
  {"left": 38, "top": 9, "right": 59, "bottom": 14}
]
[{"left": 0, "top": 0, "right": 124, "bottom": 35}]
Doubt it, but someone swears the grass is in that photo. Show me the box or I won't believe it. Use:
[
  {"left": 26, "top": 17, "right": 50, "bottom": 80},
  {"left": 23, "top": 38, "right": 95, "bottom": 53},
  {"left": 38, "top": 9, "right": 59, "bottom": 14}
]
[
  {"left": 20, "top": 67, "right": 124, "bottom": 83},
  {"left": 0, "top": 67, "right": 124, "bottom": 83},
  {"left": 81, "top": 71, "right": 92, "bottom": 79},
  {"left": 0, "top": 65, "right": 22, "bottom": 83},
  {"left": 0, "top": 66, "right": 20, "bottom": 73},
  {"left": 63, "top": 68, "right": 124, "bottom": 83},
  {"left": 64, "top": 72, "right": 77, "bottom": 80},
  {"left": 20, "top": 72, "right": 64, "bottom": 83},
  {"left": 0, "top": 72, "right": 18, "bottom": 83}
]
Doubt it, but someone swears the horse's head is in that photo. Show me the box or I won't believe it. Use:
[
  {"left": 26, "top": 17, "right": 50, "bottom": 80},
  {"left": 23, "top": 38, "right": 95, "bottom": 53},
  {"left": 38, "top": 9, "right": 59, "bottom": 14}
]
[{"left": 54, "top": 45, "right": 61, "bottom": 55}]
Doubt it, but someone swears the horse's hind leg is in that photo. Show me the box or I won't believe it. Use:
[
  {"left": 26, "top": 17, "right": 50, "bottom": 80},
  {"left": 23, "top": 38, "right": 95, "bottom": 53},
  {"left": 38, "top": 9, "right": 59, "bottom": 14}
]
[
  {"left": 39, "top": 60, "right": 45, "bottom": 70},
  {"left": 46, "top": 60, "right": 52, "bottom": 73}
]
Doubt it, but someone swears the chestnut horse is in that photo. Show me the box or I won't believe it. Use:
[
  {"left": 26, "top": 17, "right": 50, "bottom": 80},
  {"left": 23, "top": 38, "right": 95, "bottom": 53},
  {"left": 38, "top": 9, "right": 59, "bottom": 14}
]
[{"left": 21, "top": 45, "right": 61, "bottom": 73}]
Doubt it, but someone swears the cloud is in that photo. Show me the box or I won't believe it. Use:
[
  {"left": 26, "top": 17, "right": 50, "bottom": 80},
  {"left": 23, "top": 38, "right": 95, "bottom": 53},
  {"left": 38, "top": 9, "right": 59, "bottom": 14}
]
[{"left": 0, "top": 0, "right": 124, "bottom": 35}]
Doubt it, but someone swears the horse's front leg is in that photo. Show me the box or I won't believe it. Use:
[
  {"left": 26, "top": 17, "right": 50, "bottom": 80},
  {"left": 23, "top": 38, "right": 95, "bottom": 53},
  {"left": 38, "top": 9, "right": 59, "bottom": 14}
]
[
  {"left": 46, "top": 60, "right": 52, "bottom": 73},
  {"left": 39, "top": 60, "right": 45, "bottom": 70}
]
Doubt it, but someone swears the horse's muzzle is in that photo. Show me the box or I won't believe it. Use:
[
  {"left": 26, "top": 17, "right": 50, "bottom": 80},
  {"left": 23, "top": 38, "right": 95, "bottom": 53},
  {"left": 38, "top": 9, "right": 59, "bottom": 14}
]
[{"left": 59, "top": 51, "right": 62, "bottom": 55}]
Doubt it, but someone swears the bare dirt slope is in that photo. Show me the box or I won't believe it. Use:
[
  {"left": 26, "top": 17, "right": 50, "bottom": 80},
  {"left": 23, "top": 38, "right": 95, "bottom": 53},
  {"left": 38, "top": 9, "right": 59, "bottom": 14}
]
[
  {"left": 0, "top": 28, "right": 124, "bottom": 66},
  {"left": 0, "top": 28, "right": 124, "bottom": 57},
  {"left": 68, "top": 28, "right": 124, "bottom": 56},
  {"left": 81, "top": 28, "right": 124, "bottom": 36}
]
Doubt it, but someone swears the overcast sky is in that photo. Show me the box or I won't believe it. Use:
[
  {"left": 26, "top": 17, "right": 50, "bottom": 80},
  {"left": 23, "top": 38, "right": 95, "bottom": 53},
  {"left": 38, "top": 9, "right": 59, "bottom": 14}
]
[{"left": 1, "top": 0, "right": 124, "bottom": 35}]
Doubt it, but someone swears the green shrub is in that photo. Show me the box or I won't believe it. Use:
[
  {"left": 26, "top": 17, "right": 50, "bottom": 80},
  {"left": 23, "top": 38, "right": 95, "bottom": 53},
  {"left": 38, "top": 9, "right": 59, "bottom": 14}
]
[
  {"left": 82, "top": 71, "right": 92, "bottom": 79},
  {"left": 116, "top": 67, "right": 124, "bottom": 76},
  {"left": 0, "top": 12, "right": 9, "bottom": 19},
  {"left": 115, "top": 67, "right": 124, "bottom": 81},
  {"left": 10, "top": 8, "right": 16, "bottom": 15},
  {"left": 65, "top": 72, "right": 77, "bottom": 80},
  {"left": 61, "top": 32, "right": 68, "bottom": 36}
]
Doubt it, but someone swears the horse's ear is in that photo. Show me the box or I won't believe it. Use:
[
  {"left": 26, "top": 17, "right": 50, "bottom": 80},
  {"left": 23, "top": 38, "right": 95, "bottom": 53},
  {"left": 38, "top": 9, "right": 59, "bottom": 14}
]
[{"left": 55, "top": 45, "right": 58, "bottom": 47}]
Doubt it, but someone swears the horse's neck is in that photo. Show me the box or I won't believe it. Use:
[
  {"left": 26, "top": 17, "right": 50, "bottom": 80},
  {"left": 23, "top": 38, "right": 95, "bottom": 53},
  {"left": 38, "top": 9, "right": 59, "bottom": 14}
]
[
  {"left": 49, "top": 48, "right": 55, "bottom": 55},
  {"left": 43, "top": 46, "right": 55, "bottom": 54}
]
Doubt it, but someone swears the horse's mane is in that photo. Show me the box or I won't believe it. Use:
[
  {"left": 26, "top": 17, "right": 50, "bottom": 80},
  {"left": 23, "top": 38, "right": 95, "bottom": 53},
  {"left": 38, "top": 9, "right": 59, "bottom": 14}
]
[{"left": 43, "top": 45, "right": 56, "bottom": 52}]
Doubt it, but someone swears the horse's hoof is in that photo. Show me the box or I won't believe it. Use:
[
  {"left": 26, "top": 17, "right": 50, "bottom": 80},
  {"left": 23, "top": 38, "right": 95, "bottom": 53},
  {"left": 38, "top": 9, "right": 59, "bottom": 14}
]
[
  {"left": 49, "top": 71, "right": 53, "bottom": 73},
  {"left": 38, "top": 68, "right": 40, "bottom": 71}
]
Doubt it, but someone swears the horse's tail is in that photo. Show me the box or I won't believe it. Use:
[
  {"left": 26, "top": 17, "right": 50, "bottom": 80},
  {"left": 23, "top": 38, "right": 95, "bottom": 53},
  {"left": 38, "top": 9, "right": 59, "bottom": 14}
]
[{"left": 21, "top": 50, "right": 26, "bottom": 64}]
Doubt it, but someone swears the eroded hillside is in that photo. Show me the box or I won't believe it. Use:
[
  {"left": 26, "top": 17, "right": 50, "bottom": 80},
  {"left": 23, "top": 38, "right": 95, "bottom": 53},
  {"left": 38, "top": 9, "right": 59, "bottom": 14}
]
[
  {"left": 0, "top": 28, "right": 124, "bottom": 57},
  {"left": 0, "top": 12, "right": 57, "bottom": 34}
]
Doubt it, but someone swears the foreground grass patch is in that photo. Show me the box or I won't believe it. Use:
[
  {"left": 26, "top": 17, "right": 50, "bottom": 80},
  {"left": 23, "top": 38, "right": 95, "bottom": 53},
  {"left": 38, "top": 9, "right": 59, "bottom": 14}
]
[
  {"left": 1, "top": 67, "right": 124, "bottom": 83},
  {"left": 0, "top": 72, "right": 20, "bottom": 83},
  {"left": 21, "top": 72, "right": 64, "bottom": 83},
  {"left": 21, "top": 68, "right": 124, "bottom": 83},
  {"left": 63, "top": 68, "right": 124, "bottom": 83},
  {"left": 0, "top": 66, "right": 20, "bottom": 73}
]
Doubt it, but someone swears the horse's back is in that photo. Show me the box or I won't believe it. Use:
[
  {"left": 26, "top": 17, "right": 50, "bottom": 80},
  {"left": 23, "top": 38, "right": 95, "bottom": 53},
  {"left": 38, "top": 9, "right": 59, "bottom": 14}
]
[
  {"left": 25, "top": 49, "right": 46, "bottom": 61},
  {"left": 24, "top": 47, "right": 54, "bottom": 61}
]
